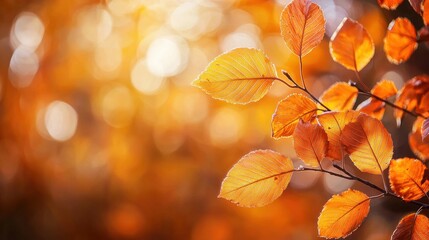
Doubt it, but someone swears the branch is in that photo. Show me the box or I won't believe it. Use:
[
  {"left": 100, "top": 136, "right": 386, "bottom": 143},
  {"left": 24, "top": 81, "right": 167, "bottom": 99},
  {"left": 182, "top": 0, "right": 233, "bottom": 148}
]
[
  {"left": 280, "top": 71, "right": 331, "bottom": 111},
  {"left": 331, "top": 164, "right": 429, "bottom": 209},
  {"left": 349, "top": 81, "right": 427, "bottom": 119}
]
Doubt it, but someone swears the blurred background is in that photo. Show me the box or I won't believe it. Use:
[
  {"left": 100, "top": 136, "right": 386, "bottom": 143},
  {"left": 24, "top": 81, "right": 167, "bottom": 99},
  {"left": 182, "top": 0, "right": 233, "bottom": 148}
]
[{"left": 0, "top": 0, "right": 428, "bottom": 239}]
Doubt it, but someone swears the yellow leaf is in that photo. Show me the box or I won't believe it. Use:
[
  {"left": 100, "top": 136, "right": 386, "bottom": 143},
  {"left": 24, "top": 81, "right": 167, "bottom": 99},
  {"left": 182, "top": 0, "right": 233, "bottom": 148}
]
[
  {"left": 219, "top": 150, "right": 293, "bottom": 207},
  {"left": 384, "top": 18, "right": 418, "bottom": 64},
  {"left": 357, "top": 80, "right": 398, "bottom": 120},
  {"left": 317, "top": 189, "right": 370, "bottom": 239},
  {"left": 317, "top": 111, "right": 360, "bottom": 160},
  {"left": 340, "top": 114, "right": 393, "bottom": 174},
  {"left": 319, "top": 82, "right": 358, "bottom": 111},
  {"left": 272, "top": 93, "right": 318, "bottom": 138},
  {"left": 377, "top": 0, "right": 404, "bottom": 9},
  {"left": 392, "top": 214, "right": 429, "bottom": 240},
  {"left": 280, "top": 0, "right": 325, "bottom": 57},
  {"left": 293, "top": 120, "right": 328, "bottom": 167},
  {"left": 193, "top": 48, "right": 277, "bottom": 104},
  {"left": 330, "top": 18, "right": 374, "bottom": 72},
  {"left": 389, "top": 158, "right": 429, "bottom": 201}
]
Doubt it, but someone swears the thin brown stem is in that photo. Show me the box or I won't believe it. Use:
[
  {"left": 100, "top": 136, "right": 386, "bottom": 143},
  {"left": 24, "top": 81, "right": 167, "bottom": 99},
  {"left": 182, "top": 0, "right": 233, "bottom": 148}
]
[
  {"left": 350, "top": 81, "right": 427, "bottom": 119},
  {"left": 353, "top": 70, "right": 370, "bottom": 92},
  {"left": 281, "top": 71, "right": 331, "bottom": 111},
  {"left": 299, "top": 56, "right": 307, "bottom": 89},
  {"left": 331, "top": 164, "right": 429, "bottom": 209}
]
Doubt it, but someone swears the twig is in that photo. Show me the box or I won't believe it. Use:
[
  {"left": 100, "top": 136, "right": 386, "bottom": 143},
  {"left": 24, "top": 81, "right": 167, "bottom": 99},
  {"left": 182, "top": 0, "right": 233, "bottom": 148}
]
[
  {"left": 349, "top": 81, "right": 427, "bottom": 119},
  {"left": 280, "top": 71, "right": 331, "bottom": 111}
]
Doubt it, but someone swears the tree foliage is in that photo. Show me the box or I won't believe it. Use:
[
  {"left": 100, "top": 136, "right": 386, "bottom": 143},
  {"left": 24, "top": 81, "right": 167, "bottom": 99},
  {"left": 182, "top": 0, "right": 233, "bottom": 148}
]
[{"left": 194, "top": 0, "right": 429, "bottom": 238}]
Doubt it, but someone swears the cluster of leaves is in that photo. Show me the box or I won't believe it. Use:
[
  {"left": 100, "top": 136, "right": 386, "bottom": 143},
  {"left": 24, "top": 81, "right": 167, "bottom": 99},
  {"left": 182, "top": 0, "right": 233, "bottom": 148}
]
[{"left": 193, "top": 0, "right": 429, "bottom": 239}]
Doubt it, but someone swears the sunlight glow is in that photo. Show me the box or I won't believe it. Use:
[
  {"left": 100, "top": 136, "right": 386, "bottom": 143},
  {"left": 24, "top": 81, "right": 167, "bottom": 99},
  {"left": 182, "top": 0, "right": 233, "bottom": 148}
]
[
  {"left": 44, "top": 101, "right": 78, "bottom": 142},
  {"left": 10, "top": 12, "right": 44, "bottom": 50},
  {"left": 146, "top": 35, "right": 189, "bottom": 77}
]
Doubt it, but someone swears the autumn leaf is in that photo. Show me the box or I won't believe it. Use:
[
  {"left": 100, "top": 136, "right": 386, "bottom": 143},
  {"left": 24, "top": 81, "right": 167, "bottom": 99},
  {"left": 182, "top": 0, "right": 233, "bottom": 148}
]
[
  {"left": 424, "top": 0, "right": 429, "bottom": 25},
  {"left": 384, "top": 18, "right": 418, "bottom": 64},
  {"left": 357, "top": 80, "right": 398, "bottom": 120},
  {"left": 340, "top": 114, "right": 393, "bottom": 174},
  {"left": 391, "top": 214, "right": 429, "bottom": 240},
  {"left": 318, "top": 82, "right": 358, "bottom": 111},
  {"left": 193, "top": 48, "right": 277, "bottom": 104},
  {"left": 395, "top": 75, "right": 429, "bottom": 126},
  {"left": 409, "top": 0, "right": 424, "bottom": 14},
  {"left": 389, "top": 158, "right": 429, "bottom": 201},
  {"left": 218, "top": 150, "right": 293, "bottom": 207},
  {"left": 409, "top": 119, "right": 429, "bottom": 161},
  {"left": 317, "top": 189, "right": 370, "bottom": 239},
  {"left": 330, "top": 18, "right": 374, "bottom": 72},
  {"left": 416, "top": 92, "right": 429, "bottom": 115},
  {"left": 293, "top": 120, "right": 328, "bottom": 167},
  {"left": 377, "top": 0, "right": 404, "bottom": 9},
  {"left": 272, "top": 93, "right": 318, "bottom": 138},
  {"left": 317, "top": 111, "right": 360, "bottom": 160},
  {"left": 422, "top": 118, "right": 429, "bottom": 142},
  {"left": 280, "top": 0, "right": 325, "bottom": 57}
]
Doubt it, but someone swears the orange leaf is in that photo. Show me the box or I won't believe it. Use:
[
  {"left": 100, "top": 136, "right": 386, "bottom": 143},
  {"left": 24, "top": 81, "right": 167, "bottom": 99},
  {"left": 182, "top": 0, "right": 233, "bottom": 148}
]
[
  {"left": 384, "top": 18, "right": 418, "bottom": 64},
  {"left": 193, "top": 48, "right": 277, "bottom": 104},
  {"left": 394, "top": 75, "right": 429, "bottom": 126},
  {"left": 280, "top": 0, "right": 326, "bottom": 57},
  {"left": 218, "top": 150, "right": 293, "bottom": 207},
  {"left": 340, "top": 114, "right": 393, "bottom": 174},
  {"left": 356, "top": 80, "right": 398, "bottom": 120},
  {"left": 424, "top": 0, "right": 429, "bottom": 25},
  {"left": 389, "top": 158, "right": 429, "bottom": 201},
  {"left": 318, "top": 82, "right": 358, "bottom": 111},
  {"left": 293, "top": 120, "right": 328, "bottom": 167},
  {"left": 330, "top": 18, "right": 374, "bottom": 72},
  {"left": 409, "top": 119, "right": 429, "bottom": 161},
  {"left": 378, "top": 0, "right": 404, "bottom": 9},
  {"left": 317, "top": 189, "right": 370, "bottom": 239},
  {"left": 391, "top": 214, "right": 429, "bottom": 240},
  {"left": 423, "top": 118, "right": 429, "bottom": 142},
  {"left": 272, "top": 93, "right": 318, "bottom": 138},
  {"left": 317, "top": 111, "right": 360, "bottom": 160}
]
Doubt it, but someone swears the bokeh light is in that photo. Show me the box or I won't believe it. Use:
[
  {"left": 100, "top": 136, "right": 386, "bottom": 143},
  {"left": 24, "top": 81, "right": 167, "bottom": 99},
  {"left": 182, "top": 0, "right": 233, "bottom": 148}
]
[
  {"left": 0, "top": 0, "right": 426, "bottom": 239},
  {"left": 44, "top": 101, "right": 78, "bottom": 141}
]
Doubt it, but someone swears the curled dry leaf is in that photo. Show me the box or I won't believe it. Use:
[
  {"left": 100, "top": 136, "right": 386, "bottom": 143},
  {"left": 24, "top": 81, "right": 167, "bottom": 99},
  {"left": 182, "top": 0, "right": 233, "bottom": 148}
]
[
  {"left": 318, "top": 82, "right": 358, "bottom": 111},
  {"left": 378, "top": 0, "right": 404, "bottom": 9},
  {"left": 272, "top": 93, "right": 318, "bottom": 138},
  {"left": 357, "top": 80, "right": 398, "bottom": 120},
  {"left": 280, "top": 0, "right": 326, "bottom": 57},
  {"left": 218, "top": 150, "right": 293, "bottom": 207},
  {"left": 409, "top": 0, "right": 424, "bottom": 14},
  {"left": 192, "top": 48, "right": 277, "bottom": 104},
  {"left": 317, "top": 111, "right": 360, "bottom": 160},
  {"left": 394, "top": 75, "right": 429, "bottom": 126},
  {"left": 293, "top": 120, "right": 328, "bottom": 167},
  {"left": 317, "top": 189, "right": 370, "bottom": 239},
  {"left": 340, "top": 114, "right": 393, "bottom": 174},
  {"left": 391, "top": 214, "right": 429, "bottom": 240},
  {"left": 384, "top": 18, "right": 418, "bottom": 64},
  {"left": 389, "top": 158, "right": 429, "bottom": 201},
  {"left": 330, "top": 18, "right": 374, "bottom": 72}
]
